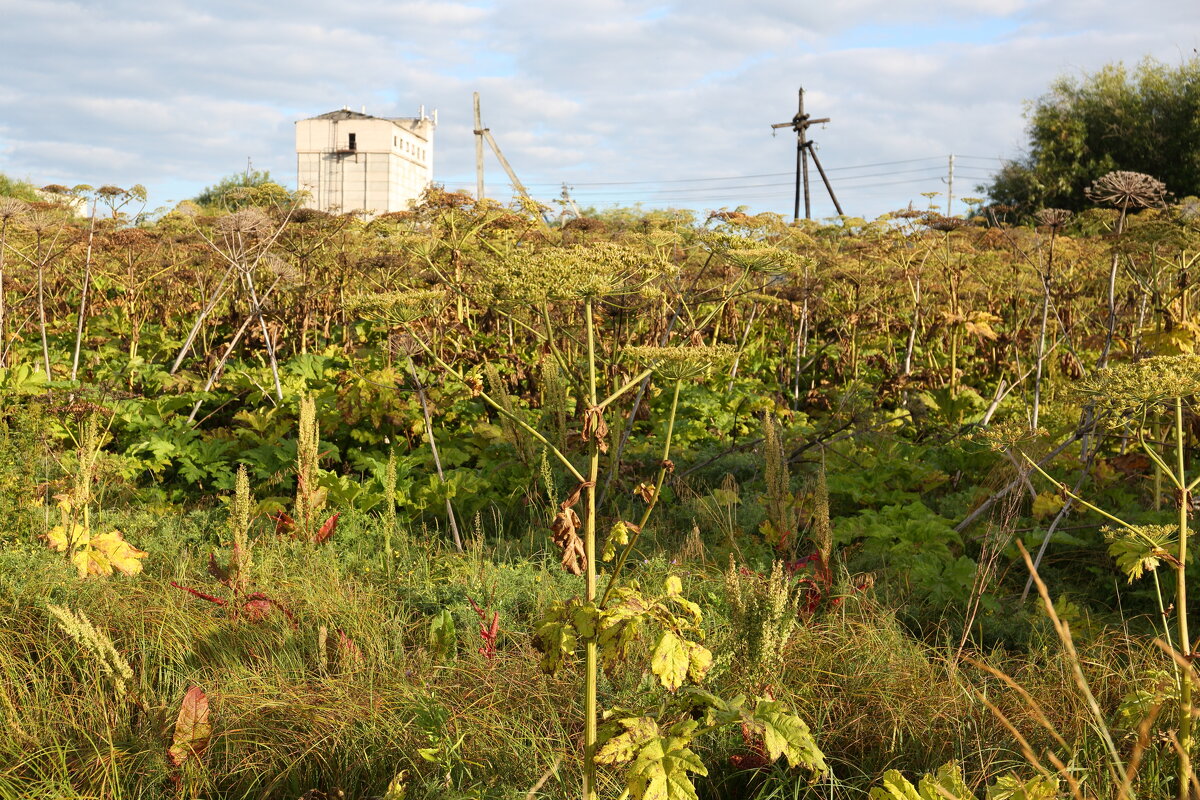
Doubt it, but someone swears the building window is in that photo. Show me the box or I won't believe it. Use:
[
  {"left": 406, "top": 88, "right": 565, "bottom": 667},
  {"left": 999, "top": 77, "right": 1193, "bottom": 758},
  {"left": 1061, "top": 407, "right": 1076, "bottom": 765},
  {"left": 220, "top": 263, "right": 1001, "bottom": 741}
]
[
  {"left": 393, "top": 136, "right": 397, "bottom": 147},
  {"left": 348, "top": 133, "right": 357, "bottom": 151}
]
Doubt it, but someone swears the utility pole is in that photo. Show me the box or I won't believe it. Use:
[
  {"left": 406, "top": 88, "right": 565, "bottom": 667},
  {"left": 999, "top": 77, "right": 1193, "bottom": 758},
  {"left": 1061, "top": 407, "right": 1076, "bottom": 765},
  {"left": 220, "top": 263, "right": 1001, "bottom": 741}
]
[
  {"left": 772, "top": 88, "right": 843, "bottom": 221},
  {"left": 472, "top": 93, "right": 549, "bottom": 230},
  {"left": 561, "top": 182, "right": 582, "bottom": 219},
  {"left": 473, "top": 92, "right": 485, "bottom": 201},
  {"left": 945, "top": 154, "right": 955, "bottom": 216}
]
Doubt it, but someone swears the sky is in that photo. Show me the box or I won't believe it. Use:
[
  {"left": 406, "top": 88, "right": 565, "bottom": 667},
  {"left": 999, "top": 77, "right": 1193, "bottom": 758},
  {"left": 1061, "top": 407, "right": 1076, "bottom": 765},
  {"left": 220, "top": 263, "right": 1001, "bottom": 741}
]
[{"left": 1, "top": 0, "right": 1198, "bottom": 221}]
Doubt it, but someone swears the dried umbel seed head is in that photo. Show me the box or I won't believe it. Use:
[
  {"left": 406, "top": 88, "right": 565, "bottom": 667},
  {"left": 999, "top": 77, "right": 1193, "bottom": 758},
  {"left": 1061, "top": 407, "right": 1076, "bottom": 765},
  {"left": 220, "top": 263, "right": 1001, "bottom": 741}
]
[
  {"left": 21, "top": 210, "right": 60, "bottom": 234},
  {"left": 1035, "top": 208, "right": 1073, "bottom": 230},
  {"left": 215, "top": 208, "right": 272, "bottom": 235},
  {"left": 0, "top": 197, "right": 29, "bottom": 223},
  {"left": 388, "top": 329, "right": 427, "bottom": 358},
  {"left": 1085, "top": 171, "right": 1167, "bottom": 209},
  {"left": 924, "top": 214, "right": 966, "bottom": 232},
  {"left": 263, "top": 254, "right": 301, "bottom": 285},
  {"left": 624, "top": 344, "right": 735, "bottom": 381},
  {"left": 1078, "top": 354, "right": 1200, "bottom": 420}
]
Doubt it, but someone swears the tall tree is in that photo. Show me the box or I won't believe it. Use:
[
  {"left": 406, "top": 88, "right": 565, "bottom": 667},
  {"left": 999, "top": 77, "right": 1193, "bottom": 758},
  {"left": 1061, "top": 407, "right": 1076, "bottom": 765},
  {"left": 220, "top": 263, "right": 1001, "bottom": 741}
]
[
  {"left": 986, "top": 56, "right": 1200, "bottom": 216},
  {"left": 192, "top": 169, "right": 292, "bottom": 210}
]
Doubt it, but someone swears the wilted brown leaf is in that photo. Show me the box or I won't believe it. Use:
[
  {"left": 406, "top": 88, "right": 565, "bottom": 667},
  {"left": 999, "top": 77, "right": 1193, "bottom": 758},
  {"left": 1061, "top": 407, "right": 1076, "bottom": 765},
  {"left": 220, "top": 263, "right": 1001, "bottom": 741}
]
[{"left": 167, "top": 686, "right": 211, "bottom": 767}]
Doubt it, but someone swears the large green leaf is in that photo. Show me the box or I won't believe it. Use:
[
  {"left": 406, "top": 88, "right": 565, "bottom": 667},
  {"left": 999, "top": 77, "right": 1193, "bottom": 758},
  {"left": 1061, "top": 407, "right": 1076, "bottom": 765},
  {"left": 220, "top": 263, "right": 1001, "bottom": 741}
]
[
  {"left": 746, "top": 699, "right": 827, "bottom": 773},
  {"left": 1103, "top": 524, "right": 1179, "bottom": 582},
  {"left": 870, "top": 763, "right": 971, "bottom": 800}
]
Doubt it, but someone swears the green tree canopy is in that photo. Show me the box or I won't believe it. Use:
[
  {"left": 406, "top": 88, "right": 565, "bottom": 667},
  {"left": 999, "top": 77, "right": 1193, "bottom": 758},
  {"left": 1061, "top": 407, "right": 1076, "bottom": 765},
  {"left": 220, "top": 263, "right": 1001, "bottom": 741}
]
[
  {"left": 192, "top": 168, "right": 293, "bottom": 210},
  {"left": 985, "top": 56, "right": 1200, "bottom": 216},
  {"left": 0, "top": 173, "right": 41, "bottom": 202}
]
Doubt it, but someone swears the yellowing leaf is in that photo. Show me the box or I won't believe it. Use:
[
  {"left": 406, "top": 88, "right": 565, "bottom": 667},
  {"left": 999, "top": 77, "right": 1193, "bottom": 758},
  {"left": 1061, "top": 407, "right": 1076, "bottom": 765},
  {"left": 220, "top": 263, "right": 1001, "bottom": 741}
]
[
  {"left": 1031, "top": 491, "right": 1064, "bottom": 521},
  {"left": 625, "top": 729, "right": 708, "bottom": 800},
  {"left": 44, "top": 523, "right": 89, "bottom": 553},
  {"left": 43, "top": 524, "right": 146, "bottom": 578},
  {"left": 986, "top": 773, "right": 1059, "bottom": 800},
  {"left": 871, "top": 763, "right": 971, "bottom": 800},
  {"left": 963, "top": 311, "right": 1001, "bottom": 342},
  {"left": 870, "top": 770, "right": 923, "bottom": 800},
  {"left": 651, "top": 631, "right": 690, "bottom": 692},
  {"left": 533, "top": 616, "right": 576, "bottom": 675},
  {"left": 89, "top": 530, "right": 148, "bottom": 576},
  {"left": 685, "top": 641, "right": 712, "bottom": 684},
  {"left": 596, "top": 716, "right": 659, "bottom": 765},
  {"left": 602, "top": 521, "right": 631, "bottom": 562},
  {"left": 1141, "top": 321, "right": 1200, "bottom": 355}
]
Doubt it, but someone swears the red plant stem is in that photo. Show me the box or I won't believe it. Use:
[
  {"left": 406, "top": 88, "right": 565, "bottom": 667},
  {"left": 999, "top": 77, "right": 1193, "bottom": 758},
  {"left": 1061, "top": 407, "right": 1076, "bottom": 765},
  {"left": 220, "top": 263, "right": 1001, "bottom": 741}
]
[{"left": 170, "top": 581, "right": 227, "bottom": 606}]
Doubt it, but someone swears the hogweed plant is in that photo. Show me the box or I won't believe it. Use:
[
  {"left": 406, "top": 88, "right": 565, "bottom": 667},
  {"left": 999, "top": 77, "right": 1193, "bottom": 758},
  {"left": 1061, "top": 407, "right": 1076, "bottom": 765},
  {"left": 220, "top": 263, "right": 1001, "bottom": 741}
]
[
  {"left": 1026, "top": 354, "right": 1200, "bottom": 799},
  {"left": 348, "top": 251, "right": 824, "bottom": 800},
  {"left": 43, "top": 414, "right": 148, "bottom": 578}
]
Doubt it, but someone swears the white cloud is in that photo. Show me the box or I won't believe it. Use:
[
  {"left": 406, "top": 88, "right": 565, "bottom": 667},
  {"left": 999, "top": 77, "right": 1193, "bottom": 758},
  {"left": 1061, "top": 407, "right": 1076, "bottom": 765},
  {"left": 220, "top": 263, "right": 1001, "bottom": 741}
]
[{"left": 0, "top": 0, "right": 1197, "bottom": 216}]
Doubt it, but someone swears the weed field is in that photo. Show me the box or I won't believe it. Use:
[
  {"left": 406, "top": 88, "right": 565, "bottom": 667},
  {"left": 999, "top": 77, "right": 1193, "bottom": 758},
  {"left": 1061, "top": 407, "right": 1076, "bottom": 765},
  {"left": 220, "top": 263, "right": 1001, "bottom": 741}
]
[{"left": 1, "top": 181, "right": 1199, "bottom": 799}]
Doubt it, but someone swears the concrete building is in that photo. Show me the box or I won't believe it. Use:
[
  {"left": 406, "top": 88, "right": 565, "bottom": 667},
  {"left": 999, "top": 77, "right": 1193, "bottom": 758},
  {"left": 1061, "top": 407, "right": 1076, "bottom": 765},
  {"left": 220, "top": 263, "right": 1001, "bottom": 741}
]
[{"left": 295, "top": 107, "right": 434, "bottom": 215}]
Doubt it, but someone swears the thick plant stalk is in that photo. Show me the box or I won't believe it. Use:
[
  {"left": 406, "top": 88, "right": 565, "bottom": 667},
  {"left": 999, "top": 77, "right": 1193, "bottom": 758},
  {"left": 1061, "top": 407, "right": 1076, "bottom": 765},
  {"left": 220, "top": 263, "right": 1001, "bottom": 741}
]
[
  {"left": 0, "top": 218, "right": 9, "bottom": 368},
  {"left": 904, "top": 273, "right": 920, "bottom": 376},
  {"left": 242, "top": 267, "right": 283, "bottom": 401},
  {"left": 725, "top": 302, "right": 759, "bottom": 391},
  {"left": 601, "top": 379, "right": 682, "bottom": 606},
  {"left": 1032, "top": 229, "right": 1056, "bottom": 429},
  {"left": 1175, "top": 396, "right": 1192, "bottom": 797},
  {"left": 186, "top": 277, "right": 282, "bottom": 423},
  {"left": 37, "top": 264, "right": 51, "bottom": 377},
  {"left": 1097, "top": 200, "right": 1129, "bottom": 369},
  {"left": 406, "top": 355, "right": 463, "bottom": 553},
  {"left": 170, "top": 264, "right": 235, "bottom": 374},
  {"left": 71, "top": 203, "right": 97, "bottom": 382},
  {"left": 583, "top": 298, "right": 599, "bottom": 800},
  {"left": 792, "top": 298, "right": 808, "bottom": 402}
]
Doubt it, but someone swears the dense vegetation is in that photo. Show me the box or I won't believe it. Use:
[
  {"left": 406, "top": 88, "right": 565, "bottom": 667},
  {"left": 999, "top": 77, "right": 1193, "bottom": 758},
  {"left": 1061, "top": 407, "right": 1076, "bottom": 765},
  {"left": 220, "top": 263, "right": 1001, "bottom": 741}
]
[
  {"left": 2, "top": 180, "right": 1200, "bottom": 799},
  {"left": 985, "top": 56, "right": 1200, "bottom": 217}
]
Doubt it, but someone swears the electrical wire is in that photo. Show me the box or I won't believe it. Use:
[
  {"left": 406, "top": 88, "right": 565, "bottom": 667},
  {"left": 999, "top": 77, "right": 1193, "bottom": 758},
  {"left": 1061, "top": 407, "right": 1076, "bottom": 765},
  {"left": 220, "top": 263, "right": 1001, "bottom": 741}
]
[{"left": 439, "top": 155, "right": 968, "bottom": 189}]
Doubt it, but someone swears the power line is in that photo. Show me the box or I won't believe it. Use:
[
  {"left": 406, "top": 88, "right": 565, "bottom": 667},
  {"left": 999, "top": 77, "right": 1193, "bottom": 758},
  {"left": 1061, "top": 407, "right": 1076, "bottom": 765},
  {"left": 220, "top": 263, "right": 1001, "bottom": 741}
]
[
  {"left": 569, "top": 168, "right": 987, "bottom": 199},
  {"left": 574, "top": 175, "right": 976, "bottom": 204},
  {"left": 439, "top": 155, "right": 972, "bottom": 190}
]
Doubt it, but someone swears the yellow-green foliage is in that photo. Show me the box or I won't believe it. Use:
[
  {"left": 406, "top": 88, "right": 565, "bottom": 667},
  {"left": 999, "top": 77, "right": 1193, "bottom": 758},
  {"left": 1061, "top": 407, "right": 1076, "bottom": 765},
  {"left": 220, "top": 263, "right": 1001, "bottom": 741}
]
[
  {"left": 759, "top": 415, "right": 796, "bottom": 548},
  {"left": 724, "top": 556, "right": 797, "bottom": 686},
  {"left": 294, "top": 394, "right": 325, "bottom": 535}
]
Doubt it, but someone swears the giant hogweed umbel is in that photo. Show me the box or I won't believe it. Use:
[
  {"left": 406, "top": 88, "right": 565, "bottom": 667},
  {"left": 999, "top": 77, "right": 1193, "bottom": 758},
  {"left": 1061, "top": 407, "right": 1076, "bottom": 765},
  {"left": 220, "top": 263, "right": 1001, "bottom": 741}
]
[{"left": 348, "top": 244, "right": 825, "bottom": 800}]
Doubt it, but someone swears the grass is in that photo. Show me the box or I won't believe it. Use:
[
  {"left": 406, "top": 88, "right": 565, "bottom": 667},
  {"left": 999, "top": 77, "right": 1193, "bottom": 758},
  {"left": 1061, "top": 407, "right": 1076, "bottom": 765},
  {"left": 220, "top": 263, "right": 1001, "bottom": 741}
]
[{"left": 0, "top": 506, "right": 1180, "bottom": 799}]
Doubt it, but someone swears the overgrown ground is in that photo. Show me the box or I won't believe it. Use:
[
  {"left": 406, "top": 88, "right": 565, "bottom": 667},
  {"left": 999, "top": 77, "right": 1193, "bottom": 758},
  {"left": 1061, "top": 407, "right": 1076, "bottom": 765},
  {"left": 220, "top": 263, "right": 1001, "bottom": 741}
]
[{"left": 1, "top": 182, "right": 1199, "bottom": 798}]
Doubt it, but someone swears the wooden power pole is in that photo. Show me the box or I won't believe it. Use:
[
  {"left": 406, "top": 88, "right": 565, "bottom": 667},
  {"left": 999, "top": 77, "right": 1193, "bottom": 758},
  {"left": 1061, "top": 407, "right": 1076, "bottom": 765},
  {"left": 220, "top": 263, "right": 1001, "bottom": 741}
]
[
  {"left": 473, "top": 92, "right": 485, "bottom": 201},
  {"left": 471, "top": 92, "right": 549, "bottom": 229},
  {"left": 772, "top": 88, "right": 843, "bottom": 221}
]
